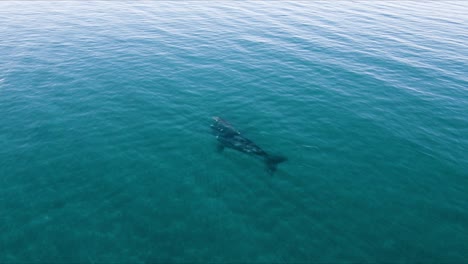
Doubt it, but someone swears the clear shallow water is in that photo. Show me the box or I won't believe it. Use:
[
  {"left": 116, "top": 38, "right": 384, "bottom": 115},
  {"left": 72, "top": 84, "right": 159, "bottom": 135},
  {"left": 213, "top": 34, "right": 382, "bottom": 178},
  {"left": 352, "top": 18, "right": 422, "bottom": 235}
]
[{"left": 1, "top": 1, "right": 467, "bottom": 262}]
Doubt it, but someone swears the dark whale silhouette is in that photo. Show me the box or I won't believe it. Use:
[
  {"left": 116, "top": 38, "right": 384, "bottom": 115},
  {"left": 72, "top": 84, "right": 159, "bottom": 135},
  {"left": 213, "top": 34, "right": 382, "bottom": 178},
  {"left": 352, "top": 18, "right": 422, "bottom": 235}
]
[{"left": 211, "top": 116, "right": 287, "bottom": 174}]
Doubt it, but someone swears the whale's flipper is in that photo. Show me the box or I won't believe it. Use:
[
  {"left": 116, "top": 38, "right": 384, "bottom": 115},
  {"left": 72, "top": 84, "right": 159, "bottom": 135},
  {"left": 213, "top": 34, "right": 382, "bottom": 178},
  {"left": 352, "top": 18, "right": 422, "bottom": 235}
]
[
  {"left": 265, "top": 155, "right": 287, "bottom": 174},
  {"left": 216, "top": 143, "right": 225, "bottom": 153}
]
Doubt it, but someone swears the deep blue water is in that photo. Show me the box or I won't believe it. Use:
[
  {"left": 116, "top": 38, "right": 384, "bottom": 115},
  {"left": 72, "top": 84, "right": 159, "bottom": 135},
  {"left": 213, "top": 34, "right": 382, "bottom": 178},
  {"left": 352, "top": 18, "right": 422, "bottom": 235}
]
[{"left": 1, "top": 1, "right": 467, "bottom": 262}]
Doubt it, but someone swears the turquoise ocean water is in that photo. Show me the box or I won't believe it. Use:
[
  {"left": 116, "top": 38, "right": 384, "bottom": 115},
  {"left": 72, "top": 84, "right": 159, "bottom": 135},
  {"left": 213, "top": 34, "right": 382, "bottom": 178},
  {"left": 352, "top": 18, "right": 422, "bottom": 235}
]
[{"left": 1, "top": 1, "right": 467, "bottom": 262}]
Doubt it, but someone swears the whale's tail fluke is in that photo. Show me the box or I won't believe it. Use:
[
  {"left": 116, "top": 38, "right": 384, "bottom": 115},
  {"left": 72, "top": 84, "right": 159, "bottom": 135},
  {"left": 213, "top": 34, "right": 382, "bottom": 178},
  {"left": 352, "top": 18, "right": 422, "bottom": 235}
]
[{"left": 265, "top": 155, "right": 287, "bottom": 174}]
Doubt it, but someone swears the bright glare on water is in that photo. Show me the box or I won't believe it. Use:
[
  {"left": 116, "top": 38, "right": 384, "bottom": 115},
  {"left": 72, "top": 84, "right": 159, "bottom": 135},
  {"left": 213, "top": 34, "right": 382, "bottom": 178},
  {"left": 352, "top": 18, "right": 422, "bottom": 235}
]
[{"left": 0, "top": 1, "right": 467, "bottom": 262}]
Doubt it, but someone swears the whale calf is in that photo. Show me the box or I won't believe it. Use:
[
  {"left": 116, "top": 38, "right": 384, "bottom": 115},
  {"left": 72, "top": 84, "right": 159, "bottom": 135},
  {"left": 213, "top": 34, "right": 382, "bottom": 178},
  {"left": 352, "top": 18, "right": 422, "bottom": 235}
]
[{"left": 211, "top": 116, "right": 287, "bottom": 174}]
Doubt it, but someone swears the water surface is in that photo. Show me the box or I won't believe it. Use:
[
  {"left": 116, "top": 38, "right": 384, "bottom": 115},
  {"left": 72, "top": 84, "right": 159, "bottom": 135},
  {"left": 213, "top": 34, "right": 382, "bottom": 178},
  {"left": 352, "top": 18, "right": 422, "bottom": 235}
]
[{"left": 1, "top": 1, "right": 467, "bottom": 262}]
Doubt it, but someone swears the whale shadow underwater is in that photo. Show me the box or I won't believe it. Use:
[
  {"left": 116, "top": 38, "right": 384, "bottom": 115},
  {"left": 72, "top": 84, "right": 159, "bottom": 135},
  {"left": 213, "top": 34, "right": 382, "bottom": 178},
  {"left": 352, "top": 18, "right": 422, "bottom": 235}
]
[{"left": 210, "top": 116, "right": 287, "bottom": 174}]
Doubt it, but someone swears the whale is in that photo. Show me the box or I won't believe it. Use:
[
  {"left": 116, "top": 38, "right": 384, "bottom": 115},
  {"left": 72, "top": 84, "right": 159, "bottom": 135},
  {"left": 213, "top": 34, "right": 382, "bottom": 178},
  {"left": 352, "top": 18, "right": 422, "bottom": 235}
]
[{"left": 211, "top": 116, "right": 287, "bottom": 174}]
